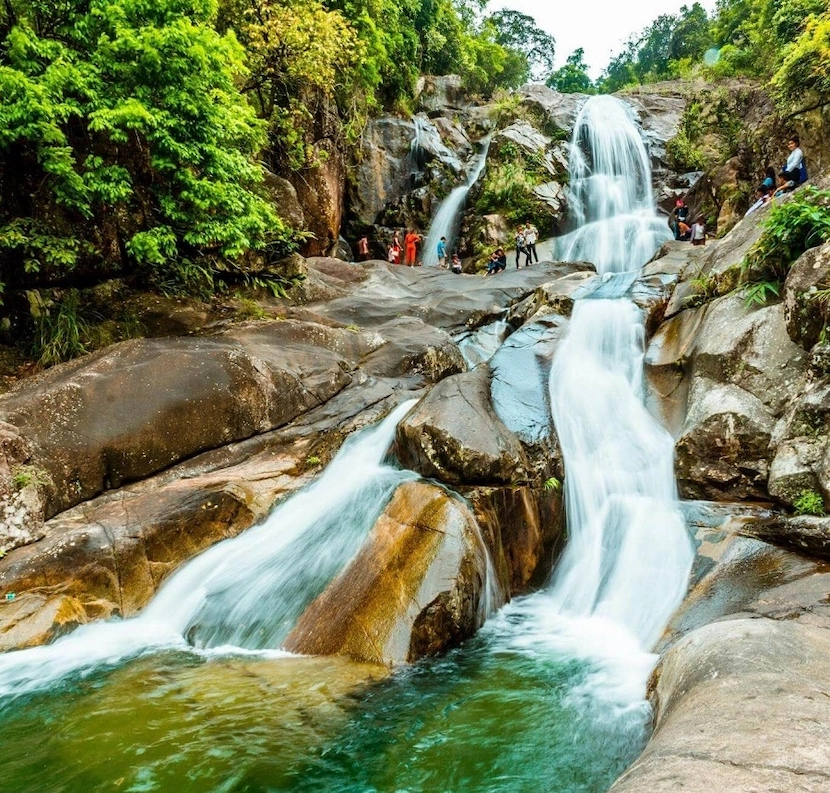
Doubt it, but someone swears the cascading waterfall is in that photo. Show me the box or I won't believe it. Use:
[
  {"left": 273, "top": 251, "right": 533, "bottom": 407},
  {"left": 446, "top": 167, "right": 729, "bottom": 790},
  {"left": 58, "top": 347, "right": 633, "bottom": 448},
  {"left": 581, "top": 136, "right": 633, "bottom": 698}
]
[
  {"left": 545, "top": 94, "right": 692, "bottom": 675},
  {"left": 555, "top": 96, "right": 671, "bottom": 273},
  {"left": 0, "top": 400, "right": 418, "bottom": 702},
  {"left": 421, "top": 137, "right": 491, "bottom": 266}
]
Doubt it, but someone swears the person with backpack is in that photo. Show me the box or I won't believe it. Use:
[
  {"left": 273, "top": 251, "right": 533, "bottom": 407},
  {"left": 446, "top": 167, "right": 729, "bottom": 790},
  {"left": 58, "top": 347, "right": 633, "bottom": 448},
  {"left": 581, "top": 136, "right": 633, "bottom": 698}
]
[{"left": 514, "top": 226, "right": 531, "bottom": 268}]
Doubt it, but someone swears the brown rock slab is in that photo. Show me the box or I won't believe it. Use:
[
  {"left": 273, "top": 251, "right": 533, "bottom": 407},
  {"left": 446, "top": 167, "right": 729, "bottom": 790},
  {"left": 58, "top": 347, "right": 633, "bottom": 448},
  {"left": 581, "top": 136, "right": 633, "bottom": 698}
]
[{"left": 285, "top": 481, "right": 491, "bottom": 665}]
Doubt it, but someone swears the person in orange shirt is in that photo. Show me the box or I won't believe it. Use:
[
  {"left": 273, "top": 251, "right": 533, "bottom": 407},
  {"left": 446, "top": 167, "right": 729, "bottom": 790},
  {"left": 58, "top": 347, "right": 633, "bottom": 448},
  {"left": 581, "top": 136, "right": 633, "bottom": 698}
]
[{"left": 404, "top": 229, "right": 421, "bottom": 267}]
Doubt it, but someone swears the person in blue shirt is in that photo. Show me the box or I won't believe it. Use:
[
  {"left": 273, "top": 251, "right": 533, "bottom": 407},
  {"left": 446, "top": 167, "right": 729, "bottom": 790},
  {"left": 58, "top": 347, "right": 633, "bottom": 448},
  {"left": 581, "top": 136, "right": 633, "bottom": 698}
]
[{"left": 437, "top": 237, "right": 448, "bottom": 268}]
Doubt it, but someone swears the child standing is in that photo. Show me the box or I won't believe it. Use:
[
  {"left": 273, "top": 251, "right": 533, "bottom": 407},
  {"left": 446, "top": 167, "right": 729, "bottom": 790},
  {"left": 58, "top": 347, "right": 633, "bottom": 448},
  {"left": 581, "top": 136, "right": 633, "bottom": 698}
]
[{"left": 690, "top": 216, "right": 706, "bottom": 246}]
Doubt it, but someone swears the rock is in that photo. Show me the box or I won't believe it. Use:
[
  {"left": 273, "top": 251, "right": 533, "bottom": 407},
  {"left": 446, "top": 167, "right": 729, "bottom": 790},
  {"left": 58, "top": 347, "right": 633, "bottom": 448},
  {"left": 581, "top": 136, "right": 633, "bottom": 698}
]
[
  {"left": 0, "top": 593, "right": 87, "bottom": 652},
  {"left": 0, "top": 449, "right": 308, "bottom": 648},
  {"left": 644, "top": 304, "right": 706, "bottom": 437},
  {"left": 516, "top": 85, "right": 586, "bottom": 135},
  {"left": 739, "top": 515, "right": 830, "bottom": 560},
  {"left": 505, "top": 269, "right": 596, "bottom": 326},
  {"left": 262, "top": 171, "right": 305, "bottom": 228},
  {"left": 416, "top": 75, "right": 467, "bottom": 114},
  {"left": 611, "top": 619, "right": 830, "bottom": 793},
  {"left": 767, "top": 438, "right": 823, "bottom": 507},
  {"left": 532, "top": 181, "right": 566, "bottom": 213},
  {"left": 490, "top": 316, "right": 568, "bottom": 446},
  {"left": 494, "top": 121, "right": 563, "bottom": 179},
  {"left": 691, "top": 295, "right": 807, "bottom": 415},
  {"left": 361, "top": 318, "right": 465, "bottom": 383},
  {"left": 675, "top": 379, "right": 773, "bottom": 500},
  {"left": 285, "top": 481, "right": 491, "bottom": 664},
  {"left": 783, "top": 241, "right": 830, "bottom": 350},
  {"left": 396, "top": 367, "right": 529, "bottom": 485},
  {"left": 0, "top": 331, "right": 351, "bottom": 516},
  {"left": 466, "top": 485, "right": 563, "bottom": 595},
  {"left": 121, "top": 293, "right": 211, "bottom": 337}
]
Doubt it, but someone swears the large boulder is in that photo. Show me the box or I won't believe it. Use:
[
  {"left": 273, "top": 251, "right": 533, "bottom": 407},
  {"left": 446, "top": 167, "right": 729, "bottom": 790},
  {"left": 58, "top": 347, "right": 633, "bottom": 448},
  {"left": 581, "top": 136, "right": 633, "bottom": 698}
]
[
  {"left": 783, "top": 241, "right": 830, "bottom": 351},
  {"left": 0, "top": 331, "right": 353, "bottom": 517},
  {"left": 285, "top": 481, "right": 491, "bottom": 664},
  {"left": 396, "top": 367, "right": 529, "bottom": 485},
  {"left": 611, "top": 619, "right": 830, "bottom": 793},
  {"left": 675, "top": 379, "right": 773, "bottom": 500},
  {"left": 0, "top": 449, "right": 308, "bottom": 650},
  {"left": 739, "top": 514, "right": 830, "bottom": 560}
]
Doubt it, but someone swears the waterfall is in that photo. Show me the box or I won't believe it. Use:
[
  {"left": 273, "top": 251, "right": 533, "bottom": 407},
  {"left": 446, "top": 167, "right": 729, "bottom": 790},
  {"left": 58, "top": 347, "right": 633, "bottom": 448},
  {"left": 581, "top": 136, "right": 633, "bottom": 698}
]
[
  {"left": 544, "top": 95, "right": 692, "bottom": 689},
  {"left": 421, "top": 137, "right": 491, "bottom": 267},
  {"left": 555, "top": 96, "right": 670, "bottom": 274},
  {"left": 0, "top": 400, "right": 417, "bottom": 702}
]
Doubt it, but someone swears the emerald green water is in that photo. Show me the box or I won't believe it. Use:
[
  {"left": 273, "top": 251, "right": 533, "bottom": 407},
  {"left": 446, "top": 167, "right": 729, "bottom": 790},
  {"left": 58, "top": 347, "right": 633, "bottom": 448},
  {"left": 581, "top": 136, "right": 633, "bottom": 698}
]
[{"left": 0, "top": 600, "right": 650, "bottom": 793}]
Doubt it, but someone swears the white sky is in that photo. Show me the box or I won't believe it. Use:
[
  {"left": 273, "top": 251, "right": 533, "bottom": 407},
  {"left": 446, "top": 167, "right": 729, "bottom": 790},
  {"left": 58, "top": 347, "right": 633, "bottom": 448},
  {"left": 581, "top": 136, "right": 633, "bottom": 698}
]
[{"left": 491, "top": 0, "right": 719, "bottom": 79}]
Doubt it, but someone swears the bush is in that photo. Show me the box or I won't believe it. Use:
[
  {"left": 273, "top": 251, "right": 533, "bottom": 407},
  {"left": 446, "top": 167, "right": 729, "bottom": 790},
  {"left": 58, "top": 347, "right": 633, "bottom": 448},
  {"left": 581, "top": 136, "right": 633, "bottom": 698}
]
[
  {"left": 793, "top": 488, "right": 826, "bottom": 516},
  {"left": 741, "top": 187, "right": 830, "bottom": 283}
]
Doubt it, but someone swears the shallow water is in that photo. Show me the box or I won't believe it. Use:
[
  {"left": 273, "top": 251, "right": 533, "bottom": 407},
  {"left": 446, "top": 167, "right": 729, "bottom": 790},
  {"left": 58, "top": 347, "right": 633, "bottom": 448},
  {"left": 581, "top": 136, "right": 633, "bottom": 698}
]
[{"left": 0, "top": 596, "right": 650, "bottom": 793}]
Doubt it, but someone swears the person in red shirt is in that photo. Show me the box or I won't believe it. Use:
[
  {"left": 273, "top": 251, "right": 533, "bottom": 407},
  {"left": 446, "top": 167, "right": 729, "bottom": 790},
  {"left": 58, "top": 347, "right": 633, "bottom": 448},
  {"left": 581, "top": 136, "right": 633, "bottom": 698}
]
[{"left": 404, "top": 229, "right": 421, "bottom": 267}]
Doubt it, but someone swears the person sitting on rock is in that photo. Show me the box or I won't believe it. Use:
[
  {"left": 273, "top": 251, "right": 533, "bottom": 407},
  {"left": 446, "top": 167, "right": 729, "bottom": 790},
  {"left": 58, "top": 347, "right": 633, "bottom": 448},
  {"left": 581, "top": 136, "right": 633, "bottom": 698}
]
[
  {"left": 780, "top": 136, "right": 806, "bottom": 187},
  {"left": 450, "top": 252, "right": 462, "bottom": 274},
  {"left": 745, "top": 185, "right": 774, "bottom": 217},
  {"left": 486, "top": 248, "right": 507, "bottom": 276}
]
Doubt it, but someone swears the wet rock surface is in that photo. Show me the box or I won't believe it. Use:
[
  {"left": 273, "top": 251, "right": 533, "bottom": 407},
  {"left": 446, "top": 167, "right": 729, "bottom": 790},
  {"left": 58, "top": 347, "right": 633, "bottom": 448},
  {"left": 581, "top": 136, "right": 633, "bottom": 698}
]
[{"left": 285, "top": 481, "right": 488, "bottom": 665}]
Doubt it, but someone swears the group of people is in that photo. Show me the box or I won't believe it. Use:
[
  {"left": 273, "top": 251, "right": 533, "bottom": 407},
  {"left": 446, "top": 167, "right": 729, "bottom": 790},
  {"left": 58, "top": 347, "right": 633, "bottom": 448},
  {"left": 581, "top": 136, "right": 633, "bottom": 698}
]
[
  {"left": 669, "top": 200, "right": 707, "bottom": 245},
  {"left": 746, "top": 136, "right": 808, "bottom": 217},
  {"left": 514, "top": 223, "right": 539, "bottom": 267},
  {"left": 356, "top": 229, "right": 426, "bottom": 266}
]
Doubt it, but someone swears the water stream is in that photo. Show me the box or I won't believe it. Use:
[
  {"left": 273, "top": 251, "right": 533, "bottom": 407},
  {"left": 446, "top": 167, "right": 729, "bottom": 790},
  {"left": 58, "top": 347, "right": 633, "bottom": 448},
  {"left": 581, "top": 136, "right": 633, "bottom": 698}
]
[
  {"left": 0, "top": 400, "right": 418, "bottom": 701},
  {"left": 421, "top": 138, "right": 491, "bottom": 266},
  {"left": 0, "top": 95, "right": 693, "bottom": 793}
]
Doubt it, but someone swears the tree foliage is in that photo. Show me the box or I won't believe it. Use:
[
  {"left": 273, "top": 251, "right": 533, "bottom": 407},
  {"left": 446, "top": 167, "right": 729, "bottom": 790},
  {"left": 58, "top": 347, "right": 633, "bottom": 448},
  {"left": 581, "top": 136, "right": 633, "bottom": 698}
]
[
  {"left": 546, "top": 48, "right": 595, "bottom": 94},
  {"left": 0, "top": 0, "right": 290, "bottom": 303}
]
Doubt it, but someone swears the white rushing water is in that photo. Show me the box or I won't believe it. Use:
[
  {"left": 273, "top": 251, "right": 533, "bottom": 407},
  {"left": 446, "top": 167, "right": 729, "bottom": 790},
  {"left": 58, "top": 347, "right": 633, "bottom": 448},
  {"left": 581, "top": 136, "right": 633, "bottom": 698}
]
[
  {"left": 532, "top": 94, "right": 691, "bottom": 704},
  {"left": 555, "top": 96, "right": 671, "bottom": 273},
  {"left": 421, "top": 137, "right": 491, "bottom": 267},
  {"left": 0, "top": 401, "right": 418, "bottom": 701}
]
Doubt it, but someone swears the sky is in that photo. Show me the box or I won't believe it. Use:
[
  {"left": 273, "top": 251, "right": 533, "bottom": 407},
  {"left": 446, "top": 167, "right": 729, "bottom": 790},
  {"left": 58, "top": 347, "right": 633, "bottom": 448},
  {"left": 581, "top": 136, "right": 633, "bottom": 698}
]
[{"left": 491, "top": 0, "right": 719, "bottom": 79}]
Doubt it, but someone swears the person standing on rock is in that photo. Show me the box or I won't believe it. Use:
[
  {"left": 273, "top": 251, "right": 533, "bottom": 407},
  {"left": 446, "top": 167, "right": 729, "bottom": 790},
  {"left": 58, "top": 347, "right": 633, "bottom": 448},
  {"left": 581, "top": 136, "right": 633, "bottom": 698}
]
[
  {"left": 404, "top": 229, "right": 421, "bottom": 267},
  {"left": 670, "top": 199, "right": 689, "bottom": 240},
  {"left": 437, "top": 236, "right": 448, "bottom": 268},
  {"left": 690, "top": 215, "right": 706, "bottom": 246},
  {"left": 524, "top": 223, "right": 539, "bottom": 263},
  {"left": 515, "top": 225, "right": 531, "bottom": 268},
  {"left": 387, "top": 240, "right": 401, "bottom": 264},
  {"left": 357, "top": 235, "right": 370, "bottom": 262}
]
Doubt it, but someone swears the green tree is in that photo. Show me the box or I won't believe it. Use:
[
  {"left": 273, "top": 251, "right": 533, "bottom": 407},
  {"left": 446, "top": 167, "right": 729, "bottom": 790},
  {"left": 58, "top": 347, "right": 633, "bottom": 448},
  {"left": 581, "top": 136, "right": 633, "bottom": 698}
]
[
  {"left": 0, "top": 0, "right": 289, "bottom": 301},
  {"left": 547, "top": 48, "right": 595, "bottom": 94},
  {"left": 485, "top": 9, "right": 556, "bottom": 83}
]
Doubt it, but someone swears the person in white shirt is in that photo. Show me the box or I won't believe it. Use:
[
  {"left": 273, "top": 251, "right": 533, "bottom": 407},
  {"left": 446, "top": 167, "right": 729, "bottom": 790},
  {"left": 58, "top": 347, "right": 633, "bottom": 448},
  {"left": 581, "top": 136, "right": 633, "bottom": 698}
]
[
  {"left": 690, "top": 215, "right": 706, "bottom": 246},
  {"left": 780, "top": 136, "right": 804, "bottom": 185},
  {"left": 524, "top": 223, "right": 539, "bottom": 263}
]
